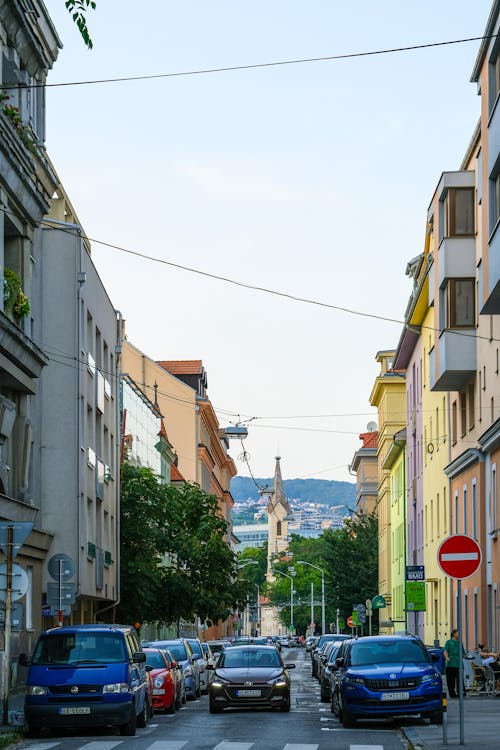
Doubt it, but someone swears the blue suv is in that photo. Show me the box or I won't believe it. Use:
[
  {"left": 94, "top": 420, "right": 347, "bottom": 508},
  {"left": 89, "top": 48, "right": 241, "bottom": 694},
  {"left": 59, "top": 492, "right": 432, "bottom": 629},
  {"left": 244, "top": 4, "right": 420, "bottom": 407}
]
[{"left": 331, "top": 635, "right": 443, "bottom": 727}]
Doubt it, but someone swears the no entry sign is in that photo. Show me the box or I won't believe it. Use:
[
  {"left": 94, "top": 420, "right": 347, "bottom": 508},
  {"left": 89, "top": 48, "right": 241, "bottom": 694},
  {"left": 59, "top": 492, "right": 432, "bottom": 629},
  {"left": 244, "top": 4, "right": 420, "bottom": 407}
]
[{"left": 437, "top": 534, "right": 482, "bottom": 579}]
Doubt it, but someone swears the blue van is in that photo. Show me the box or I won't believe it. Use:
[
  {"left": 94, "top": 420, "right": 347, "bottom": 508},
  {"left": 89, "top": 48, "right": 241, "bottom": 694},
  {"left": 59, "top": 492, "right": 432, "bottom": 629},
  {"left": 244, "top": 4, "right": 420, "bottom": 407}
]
[{"left": 20, "top": 624, "right": 150, "bottom": 737}]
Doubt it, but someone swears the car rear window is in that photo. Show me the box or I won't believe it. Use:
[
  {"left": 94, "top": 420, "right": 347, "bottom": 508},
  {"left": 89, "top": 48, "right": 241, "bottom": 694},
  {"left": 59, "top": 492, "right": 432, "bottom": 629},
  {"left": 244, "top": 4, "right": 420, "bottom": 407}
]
[
  {"left": 156, "top": 643, "right": 187, "bottom": 661},
  {"left": 350, "top": 640, "right": 429, "bottom": 666}
]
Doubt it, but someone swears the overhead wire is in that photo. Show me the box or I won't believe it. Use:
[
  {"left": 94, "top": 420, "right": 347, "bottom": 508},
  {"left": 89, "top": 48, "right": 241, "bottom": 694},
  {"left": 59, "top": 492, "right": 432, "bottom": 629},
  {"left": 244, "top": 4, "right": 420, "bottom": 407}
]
[{"left": 1, "top": 34, "right": 497, "bottom": 91}]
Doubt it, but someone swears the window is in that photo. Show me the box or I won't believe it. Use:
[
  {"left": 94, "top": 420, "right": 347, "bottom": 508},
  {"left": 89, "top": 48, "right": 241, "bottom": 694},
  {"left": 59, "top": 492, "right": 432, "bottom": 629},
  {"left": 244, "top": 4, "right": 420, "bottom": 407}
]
[
  {"left": 443, "top": 188, "right": 475, "bottom": 237},
  {"left": 492, "top": 465, "right": 498, "bottom": 533},
  {"left": 463, "top": 486, "right": 468, "bottom": 535},
  {"left": 445, "top": 279, "right": 475, "bottom": 327},
  {"left": 452, "top": 400, "right": 458, "bottom": 445},
  {"left": 460, "top": 392, "right": 467, "bottom": 438},
  {"left": 472, "top": 480, "right": 477, "bottom": 540},
  {"left": 454, "top": 491, "right": 459, "bottom": 534},
  {"left": 468, "top": 383, "right": 475, "bottom": 429},
  {"left": 276, "top": 521, "right": 282, "bottom": 536}
]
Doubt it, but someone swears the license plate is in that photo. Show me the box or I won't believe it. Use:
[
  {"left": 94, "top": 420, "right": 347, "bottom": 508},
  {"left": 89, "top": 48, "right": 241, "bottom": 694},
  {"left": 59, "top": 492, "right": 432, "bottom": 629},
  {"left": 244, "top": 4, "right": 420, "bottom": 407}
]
[
  {"left": 236, "top": 689, "right": 261, "bottom": 697},
  {"left": 59, "top": 707, "right": 91, "bottom": 715},
  {"left": 153, "top": 689, "right": 165, "bottom": 695},
  {"left": 380, "top": 691, "right": 409, "bottom": 701}
]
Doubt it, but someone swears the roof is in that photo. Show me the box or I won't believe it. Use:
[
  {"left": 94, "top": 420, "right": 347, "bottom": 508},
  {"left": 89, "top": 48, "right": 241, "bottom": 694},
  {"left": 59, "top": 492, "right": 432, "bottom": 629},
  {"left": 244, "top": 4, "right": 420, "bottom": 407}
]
[
  {"left": 157, "top": 360, "right": 203, "bottom": 375},
  {"left": 359, "top": 431, "right": 378, "bottom": 449},
  {"left": 170, "top": 464, "right": 185, "bottom": 482}
]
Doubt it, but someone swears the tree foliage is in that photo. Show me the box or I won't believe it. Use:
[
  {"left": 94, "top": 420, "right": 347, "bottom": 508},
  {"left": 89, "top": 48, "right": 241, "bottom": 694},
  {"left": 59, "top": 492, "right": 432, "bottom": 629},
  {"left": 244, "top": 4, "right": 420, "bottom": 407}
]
[
  {"left": 265, "top": 515, "right": 378, "bottom": 635},
  {"left": 65, "top": 0, "right": 96, "bottom": 49},
  {"left": 117, "top": 463, "right": 248, "bottom": 627}
]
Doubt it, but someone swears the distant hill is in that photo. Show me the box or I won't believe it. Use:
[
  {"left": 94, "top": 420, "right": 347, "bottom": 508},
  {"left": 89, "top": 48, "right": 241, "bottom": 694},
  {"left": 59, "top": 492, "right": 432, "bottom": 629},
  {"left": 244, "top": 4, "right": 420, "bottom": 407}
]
[{"left": 231, "top": 476, "right": 356, "bottom": 510}]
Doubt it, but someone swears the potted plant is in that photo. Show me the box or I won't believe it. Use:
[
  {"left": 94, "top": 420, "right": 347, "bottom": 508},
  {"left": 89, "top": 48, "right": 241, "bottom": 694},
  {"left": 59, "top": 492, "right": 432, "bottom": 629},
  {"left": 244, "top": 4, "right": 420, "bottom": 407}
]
[{"left": 3, "top": 268, "right": 30, "bottom": 320}]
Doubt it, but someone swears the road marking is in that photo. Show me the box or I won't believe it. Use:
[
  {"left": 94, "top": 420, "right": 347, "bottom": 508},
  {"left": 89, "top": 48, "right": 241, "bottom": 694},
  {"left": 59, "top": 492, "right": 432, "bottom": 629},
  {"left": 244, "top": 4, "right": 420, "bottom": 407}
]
[
  {"left": 350, "top": 746, "right": 384, "bottom": 750},
  {"left": 79, "top": 743, "right": 122, "bottom": 750},
  {"left": 26, "top": 745, "right": 60, "bottom": 750},
  {"left": 213, "top": 744, "right": 254, "bottom": 750},
  {"left": 148, "top": 742, "right": 188, "bottom": 750},
  {"left": 283, "top": 745, "right": 318, "bottom": 750}
]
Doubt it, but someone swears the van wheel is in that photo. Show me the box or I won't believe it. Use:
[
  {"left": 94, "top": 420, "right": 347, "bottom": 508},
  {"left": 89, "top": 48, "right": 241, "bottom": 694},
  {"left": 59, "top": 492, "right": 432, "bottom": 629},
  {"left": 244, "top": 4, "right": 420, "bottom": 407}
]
[
  {"left": 119, "top": 707, "right": 137, "bottom": 736},
  {"left": 137, "top": 699, "right": 148, "bottom": 728}
]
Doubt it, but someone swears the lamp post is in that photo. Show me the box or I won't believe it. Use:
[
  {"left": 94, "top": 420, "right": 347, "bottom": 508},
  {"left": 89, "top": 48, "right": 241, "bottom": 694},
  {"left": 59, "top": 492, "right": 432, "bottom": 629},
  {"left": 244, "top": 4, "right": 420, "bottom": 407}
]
[
  {"left": 238, "top": 560, "right": 259, "bottom": 636},
  {"left": 253, "top": 583, "right": 260, "bottom": 636},
  {"left": 272, "top": 568, "right": 295, "bottom": 636},
  {"left": 296, "top": 560, "right": 326, "bottom": 635}
]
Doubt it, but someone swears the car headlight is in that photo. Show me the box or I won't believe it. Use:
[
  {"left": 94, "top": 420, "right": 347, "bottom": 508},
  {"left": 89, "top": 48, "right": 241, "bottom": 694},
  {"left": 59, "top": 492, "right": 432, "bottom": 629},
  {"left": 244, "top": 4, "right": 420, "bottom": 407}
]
[
  {"left": 346, "top": 676, "right": 365, "bottom": 685},
  {"left": 153, "top": 676, "right": 164, "bottom": 688},
  {"left": 211, "top": 677, "right": 230, "bottom": 689},
  {"left": 268, "top": 675, "right": 287, "bottom": 687},
  {"left": 422, "top": 673, "right": 439, "bottom": 684},
  {"left": 103, "top": 683, "right": 129, "bottom": 693},
  {"left": 26, "top": 685, "right": 47, "bottom": 696}
]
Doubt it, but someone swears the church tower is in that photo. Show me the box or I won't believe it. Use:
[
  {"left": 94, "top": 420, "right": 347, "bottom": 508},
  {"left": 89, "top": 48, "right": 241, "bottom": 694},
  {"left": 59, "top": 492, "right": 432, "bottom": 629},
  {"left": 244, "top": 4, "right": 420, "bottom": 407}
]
[{"left": 266, "top": 456, "right": 291, "bottom": 581}]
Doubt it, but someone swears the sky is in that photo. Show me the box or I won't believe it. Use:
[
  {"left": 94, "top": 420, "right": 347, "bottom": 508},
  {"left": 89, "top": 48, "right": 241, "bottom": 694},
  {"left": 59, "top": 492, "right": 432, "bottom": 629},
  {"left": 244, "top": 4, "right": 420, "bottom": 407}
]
[{"left": 42, "top": 0, "right": 488, "bottom": 484}]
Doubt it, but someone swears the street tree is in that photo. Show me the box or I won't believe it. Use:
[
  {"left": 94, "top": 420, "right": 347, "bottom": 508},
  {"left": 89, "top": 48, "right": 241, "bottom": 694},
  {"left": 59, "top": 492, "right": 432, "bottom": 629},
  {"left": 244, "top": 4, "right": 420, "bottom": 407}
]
[
  {"left": 65, "top": 0, "right": 96, "bottom": 49},
  {"left": 117, "top": 463, "right": 247, "bottom": 627}
]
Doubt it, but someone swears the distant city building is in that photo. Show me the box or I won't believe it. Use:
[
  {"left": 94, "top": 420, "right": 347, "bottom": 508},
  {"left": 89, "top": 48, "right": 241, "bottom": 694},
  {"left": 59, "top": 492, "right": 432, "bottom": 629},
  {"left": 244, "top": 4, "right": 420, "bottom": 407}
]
[{"left": 233, "top": 523, "right": 268, "bottom": 552}]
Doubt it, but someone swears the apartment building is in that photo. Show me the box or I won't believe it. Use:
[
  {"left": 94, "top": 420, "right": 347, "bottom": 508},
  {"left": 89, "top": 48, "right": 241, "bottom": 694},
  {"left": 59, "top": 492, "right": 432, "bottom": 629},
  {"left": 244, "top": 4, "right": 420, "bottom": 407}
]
[
  {"left": 37, "top": 187, "right": 121, "bottom": 625},
  {"left": 0, "top": 1, "right": 60, "bottom": 655},
  {"left": 369, "top": 351, "right": 406, "bottom": 632}
]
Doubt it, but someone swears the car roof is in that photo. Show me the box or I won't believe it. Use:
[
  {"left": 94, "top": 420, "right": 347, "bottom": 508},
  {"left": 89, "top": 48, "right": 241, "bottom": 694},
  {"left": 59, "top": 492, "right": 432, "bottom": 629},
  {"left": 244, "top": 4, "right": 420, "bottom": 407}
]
[{"left": 43, "top": 624, "right": 133, "bottom": 635}]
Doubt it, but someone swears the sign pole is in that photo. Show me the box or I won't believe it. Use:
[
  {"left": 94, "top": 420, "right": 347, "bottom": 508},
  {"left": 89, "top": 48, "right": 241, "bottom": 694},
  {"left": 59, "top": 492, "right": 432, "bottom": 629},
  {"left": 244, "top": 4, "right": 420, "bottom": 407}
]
[
  {"left": 457, "top": 579, "right": 464, "bottom": 746},
  {"left": 2, "top": 525, "right": 13, "bottom": 725},
  {"left": 58, "top": 559, "right": 63, "bottom": 627}
]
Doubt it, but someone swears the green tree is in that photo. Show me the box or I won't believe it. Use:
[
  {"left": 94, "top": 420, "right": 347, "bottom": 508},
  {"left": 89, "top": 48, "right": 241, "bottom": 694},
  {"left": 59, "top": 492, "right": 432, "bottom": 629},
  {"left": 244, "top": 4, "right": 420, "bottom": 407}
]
[
  {"left": 65, "top": 0, "right": 96, "bottom": 49},
  {"left": 117, "top": 463, "right": 247, "bottom": 627},
  {"left": 322, "top": 512, "right": 378, "bottom": 631}
]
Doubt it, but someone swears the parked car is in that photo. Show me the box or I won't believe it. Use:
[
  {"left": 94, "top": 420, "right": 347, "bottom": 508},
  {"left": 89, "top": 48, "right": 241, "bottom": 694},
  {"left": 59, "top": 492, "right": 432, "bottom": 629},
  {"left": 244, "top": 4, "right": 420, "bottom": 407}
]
[
  {"left": 330, "top": 635, "right": 443, "bottom": 727},
  {"left": 319, "top": 641, "right": 343, "bottom": 701},
  {"left": 306, "top": 636, "right": 319, "bottom": 652},
  {"left": 206, "top": 640, "right": 231, "bottom": 663},
  {"left": 312, "top": 634, "right": 350, "bottom": 678},
  {"left": 207, "top": 645, "right": 295, "bottom": 713},
  {"left": 185, "top": 637, "right": 208, "bottom": 695},
  {"left": 143, "top": 647, "right": 178, "bottom": 713},
  {"left": 20, "top": 624, "right": 150, "bottom": 737},
  {"left": 143, "top": 639, "right": 201, "bottom": 700}
]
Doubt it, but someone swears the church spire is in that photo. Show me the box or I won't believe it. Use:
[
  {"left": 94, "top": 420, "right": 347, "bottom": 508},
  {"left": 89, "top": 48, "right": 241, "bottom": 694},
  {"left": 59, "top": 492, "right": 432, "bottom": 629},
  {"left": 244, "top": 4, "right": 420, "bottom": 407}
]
[{"left": 267, "top": 456, "right": 291, "bottom": 515}]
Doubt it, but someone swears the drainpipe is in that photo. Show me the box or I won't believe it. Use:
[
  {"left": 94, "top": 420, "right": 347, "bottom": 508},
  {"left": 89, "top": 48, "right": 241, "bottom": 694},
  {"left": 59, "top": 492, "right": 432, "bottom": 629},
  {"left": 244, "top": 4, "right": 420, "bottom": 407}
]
[{"left": 393, "top": 432, "right": 407, "bottom": 632}]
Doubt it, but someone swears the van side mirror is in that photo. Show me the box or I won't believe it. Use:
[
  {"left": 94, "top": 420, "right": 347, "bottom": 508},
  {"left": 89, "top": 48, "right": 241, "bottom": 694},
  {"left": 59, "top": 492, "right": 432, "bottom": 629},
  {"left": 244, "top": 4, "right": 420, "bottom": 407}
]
[
  {"left": 18, "top": 653, "right": 30, "bottom": 667},
  {"left": 134, "top": 652, "right": 146, "bottom": 663}
]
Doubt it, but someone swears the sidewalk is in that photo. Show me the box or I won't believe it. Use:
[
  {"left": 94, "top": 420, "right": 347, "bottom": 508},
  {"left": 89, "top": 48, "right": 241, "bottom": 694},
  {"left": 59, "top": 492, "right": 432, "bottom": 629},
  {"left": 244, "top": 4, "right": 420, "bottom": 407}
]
[{"left": 401, "top": 693, "right": 500, "bottom": 749}]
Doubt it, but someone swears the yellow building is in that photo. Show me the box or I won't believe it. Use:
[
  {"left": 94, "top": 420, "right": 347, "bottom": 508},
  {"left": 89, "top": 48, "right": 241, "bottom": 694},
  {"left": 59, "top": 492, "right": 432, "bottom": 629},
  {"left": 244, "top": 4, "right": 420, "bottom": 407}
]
[{"left": 369, "top": 351, "right": 406, "bottom": 632}]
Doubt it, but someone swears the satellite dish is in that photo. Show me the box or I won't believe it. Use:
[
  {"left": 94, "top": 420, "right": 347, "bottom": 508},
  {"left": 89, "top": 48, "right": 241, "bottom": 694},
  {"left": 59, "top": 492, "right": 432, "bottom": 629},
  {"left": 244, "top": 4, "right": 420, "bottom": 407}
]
[{"left": 367, "top": 421, "right": 377, "bottom": 432}]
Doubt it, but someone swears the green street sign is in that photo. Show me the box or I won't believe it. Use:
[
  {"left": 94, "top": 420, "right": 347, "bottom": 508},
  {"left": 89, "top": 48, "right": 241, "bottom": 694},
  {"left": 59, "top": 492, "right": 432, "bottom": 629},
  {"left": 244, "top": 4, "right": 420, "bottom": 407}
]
[
  {"left": 351, "top": 610, "right": 359, "bottom": 625},
  {"left": 371, "top": 595, "right": 386, "bottom": 609},
  {"left": 338, "top": 618, "right": 345, "bottom": 629},
  {"left": 405, "top": 580, "right": 426, "bottom": 611}
]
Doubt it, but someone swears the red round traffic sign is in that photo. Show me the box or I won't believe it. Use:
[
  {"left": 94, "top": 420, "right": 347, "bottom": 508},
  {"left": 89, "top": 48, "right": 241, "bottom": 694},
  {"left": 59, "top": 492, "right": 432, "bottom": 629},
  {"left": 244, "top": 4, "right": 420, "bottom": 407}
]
[
  {"left": 437, "top": 534, "right": 482, "bottom": 579},
  {"left": 347, "top": 615, "right": 354, "bottom": 628}
]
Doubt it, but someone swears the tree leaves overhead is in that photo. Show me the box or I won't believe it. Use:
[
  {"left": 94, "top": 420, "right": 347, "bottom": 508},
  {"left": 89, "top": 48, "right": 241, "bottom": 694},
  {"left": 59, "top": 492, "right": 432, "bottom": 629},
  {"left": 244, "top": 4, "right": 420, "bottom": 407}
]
[
  {"left": 117, "top": 463, "right": 248, "bottom": 626},
  {"left": 65, "top": 0, "right": 96, "bottom": 49}
]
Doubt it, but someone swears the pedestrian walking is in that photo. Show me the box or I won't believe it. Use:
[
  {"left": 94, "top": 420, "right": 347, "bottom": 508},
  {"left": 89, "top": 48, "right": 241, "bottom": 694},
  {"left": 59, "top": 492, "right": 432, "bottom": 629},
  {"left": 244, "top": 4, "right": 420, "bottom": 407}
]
[{"left": 444, "top": 628, "right": 465, "bottom": 698}]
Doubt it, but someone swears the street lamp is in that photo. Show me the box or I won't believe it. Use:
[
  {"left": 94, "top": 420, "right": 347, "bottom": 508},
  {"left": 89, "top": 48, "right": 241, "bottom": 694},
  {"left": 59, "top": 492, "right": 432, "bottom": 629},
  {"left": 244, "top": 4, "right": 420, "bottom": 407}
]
[
  {"left": 271, "top": 568, "right": 295, "bottom": 636},
  {"left": 238, "top": 560, "right": 259, "bottom": 635},
  {"left": 296, "top": 560, "right": 326, "bottom": 636},
  {"left": 253, "top": 582, "right": 260, "bottom": 636}
]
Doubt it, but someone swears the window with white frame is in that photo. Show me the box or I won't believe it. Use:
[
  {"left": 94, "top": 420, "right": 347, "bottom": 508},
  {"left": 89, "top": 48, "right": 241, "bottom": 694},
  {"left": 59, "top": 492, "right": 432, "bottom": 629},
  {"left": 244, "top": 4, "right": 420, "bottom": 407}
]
[
  {"left": 472, "top": 479, "right": 477, "bottom": 540},
  {"left": 454, "top": 490, "right": 459, "bottom": 534},
  {"left": 463, "top": 485, "right": 468, "bottom": 535},
  {"left": 492, "top": 465, "right": 498, "bottom": 533}
]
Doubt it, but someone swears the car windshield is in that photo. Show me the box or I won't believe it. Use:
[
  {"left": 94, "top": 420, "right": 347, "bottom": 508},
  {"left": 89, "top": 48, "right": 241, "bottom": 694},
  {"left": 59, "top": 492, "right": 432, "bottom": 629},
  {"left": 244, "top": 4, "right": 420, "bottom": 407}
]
[
  {"left": 219, "top": 648, "right": 281, "bottom": 669},
  {"left": 350, "top": 640, "right": 429, "bottom": 666},
  {"left": 32, "top": 633, "right": 127, "bottom": 665},
  {"left": 145, "top": 651, "right": 166, "bottom": 669}
]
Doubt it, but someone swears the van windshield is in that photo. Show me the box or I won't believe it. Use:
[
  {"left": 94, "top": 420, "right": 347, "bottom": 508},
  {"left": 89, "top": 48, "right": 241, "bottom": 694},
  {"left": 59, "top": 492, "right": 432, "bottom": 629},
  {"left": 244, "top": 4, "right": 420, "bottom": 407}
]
[{"left": 32, "top": 633, "right": 127, "bottom": 665}]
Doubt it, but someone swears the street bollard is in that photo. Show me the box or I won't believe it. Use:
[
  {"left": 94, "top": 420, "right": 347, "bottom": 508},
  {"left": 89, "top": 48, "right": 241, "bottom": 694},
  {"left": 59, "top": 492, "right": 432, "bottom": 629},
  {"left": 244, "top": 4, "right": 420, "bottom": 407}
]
[{"left": 442, "top": 691, "right": 448, "bottom": 745}]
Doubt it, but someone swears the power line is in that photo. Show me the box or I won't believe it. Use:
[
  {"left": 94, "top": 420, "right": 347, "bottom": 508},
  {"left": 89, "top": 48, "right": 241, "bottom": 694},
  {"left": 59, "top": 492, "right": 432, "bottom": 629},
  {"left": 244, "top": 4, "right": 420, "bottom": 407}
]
[
  {"left": 37, "top": 218, "right": 500, "bottom": 345},
  {"left": 1, "top": 34, "right": 496, "bottom": 91}
]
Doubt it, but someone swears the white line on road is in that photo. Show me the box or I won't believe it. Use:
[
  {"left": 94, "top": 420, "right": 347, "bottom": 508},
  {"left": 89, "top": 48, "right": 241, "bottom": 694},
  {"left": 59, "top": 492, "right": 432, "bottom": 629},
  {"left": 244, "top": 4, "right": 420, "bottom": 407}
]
[
  {"left": 148, "top": 742, "right": 188, "bottom": 750},
  {"left": 25, "top": 744, "right": 60, "bottom": 750},
  {"left": 213, "top": 744, "right": 254, "bottom": 750},
  {"left": 350, "top": 746, "right": 384, "bottom": 750},
  {"left": 79, "top": 742, "right": 122, "bottom": 750},
  {"left": 283, "top": 745, "right": 319, "bottom": 750}
]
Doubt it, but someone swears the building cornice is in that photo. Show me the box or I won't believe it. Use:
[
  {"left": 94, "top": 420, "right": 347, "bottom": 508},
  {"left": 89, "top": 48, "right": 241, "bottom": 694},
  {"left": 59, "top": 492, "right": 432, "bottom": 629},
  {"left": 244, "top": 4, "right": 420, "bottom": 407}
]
[
  {"left": 478, "top": 417, "right": 500, "bottom": 453},
  {"left": 444, "top": 447, "right": 484, "bottom": 478}
]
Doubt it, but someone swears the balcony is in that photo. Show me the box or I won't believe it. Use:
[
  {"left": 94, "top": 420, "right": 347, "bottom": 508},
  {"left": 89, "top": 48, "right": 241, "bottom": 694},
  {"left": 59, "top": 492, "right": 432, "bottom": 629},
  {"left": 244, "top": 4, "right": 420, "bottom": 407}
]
[
  {"left": 430, "top": 329, "right": 476, "bottom": 391},
  {"left": 438, "top": 237, "right": 476, "bottom": 287},
  {"left": 481, "top": 222, "right": 500, "bottom": 314}
]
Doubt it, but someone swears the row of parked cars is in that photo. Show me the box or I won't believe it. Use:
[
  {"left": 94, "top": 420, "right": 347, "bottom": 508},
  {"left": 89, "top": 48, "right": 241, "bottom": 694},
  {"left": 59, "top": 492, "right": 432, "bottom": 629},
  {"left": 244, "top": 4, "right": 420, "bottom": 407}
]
[
  {"left": 309, "top": 632, "right": 444, "bottom": 727},
  {"left": 19, "top": 624, "right": 301, "bottom": 737}
]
